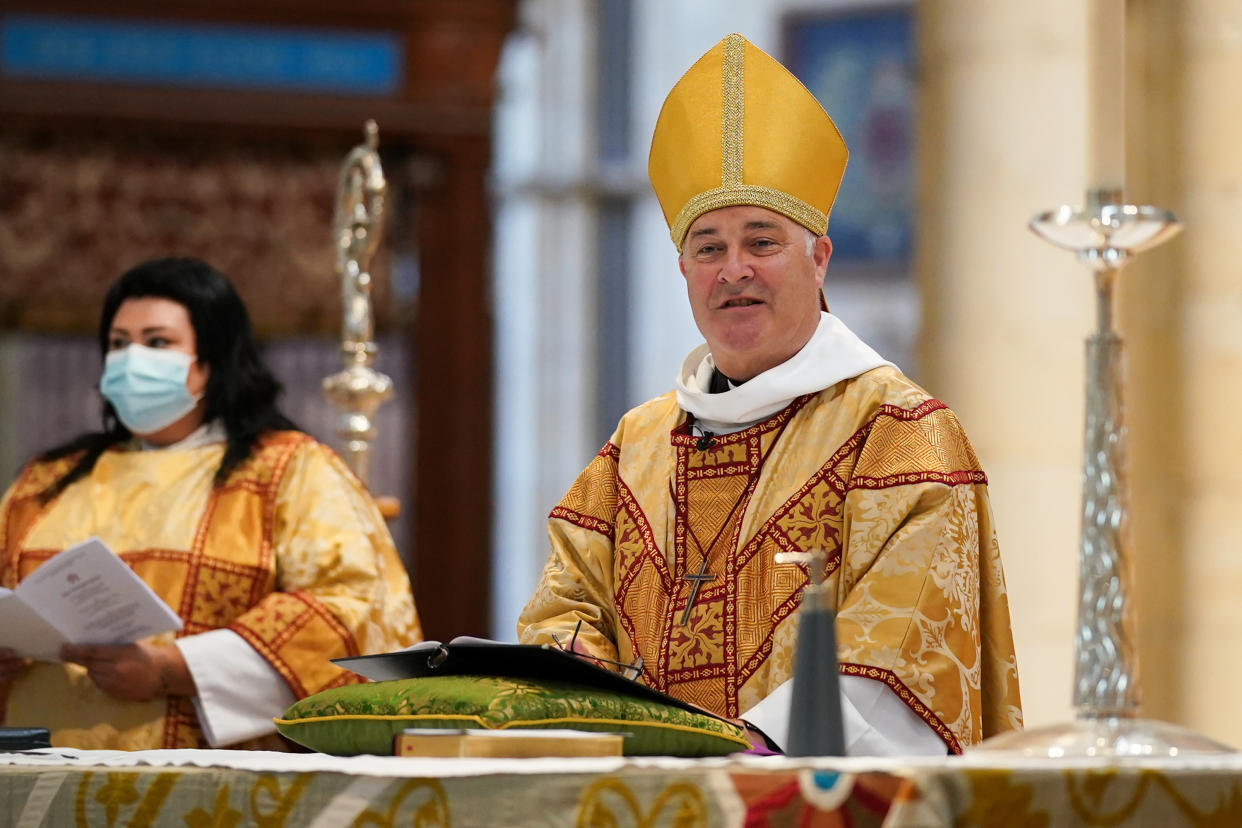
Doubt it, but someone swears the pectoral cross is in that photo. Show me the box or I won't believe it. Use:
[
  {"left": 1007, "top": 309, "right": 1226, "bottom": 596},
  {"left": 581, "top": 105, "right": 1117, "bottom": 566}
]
[{"left": 679, "top": 558, "right": 717, "bottom": 626}]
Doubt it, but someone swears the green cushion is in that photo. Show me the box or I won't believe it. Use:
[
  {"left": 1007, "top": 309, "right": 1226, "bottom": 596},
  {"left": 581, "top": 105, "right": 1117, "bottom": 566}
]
[{"left": 275, "top": 675, "right": 750, "bottom": 757}]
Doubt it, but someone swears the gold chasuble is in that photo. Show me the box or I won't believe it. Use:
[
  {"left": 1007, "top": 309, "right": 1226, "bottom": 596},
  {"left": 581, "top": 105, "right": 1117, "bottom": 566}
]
[
  {"left": 0, "top": 431, "right": 420, "bottom": 749},
  {"left": 519, "top": 367, "right": 1021, "bottom": 753}
]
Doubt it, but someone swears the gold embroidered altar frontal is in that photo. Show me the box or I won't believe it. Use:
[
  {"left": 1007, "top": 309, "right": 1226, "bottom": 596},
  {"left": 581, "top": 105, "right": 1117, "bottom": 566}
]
[{"left": 2, "top": 751, "right": 1242, "bottom": 827}]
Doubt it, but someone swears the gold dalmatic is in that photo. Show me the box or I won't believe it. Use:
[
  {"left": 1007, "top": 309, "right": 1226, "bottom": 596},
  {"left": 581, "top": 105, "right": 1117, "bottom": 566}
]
[
  {"left": 520, "top": 368, "right": 1022, "bottom": 752},
  {"left": 0, "top": 432, "right": 420, "bottom": 749}
]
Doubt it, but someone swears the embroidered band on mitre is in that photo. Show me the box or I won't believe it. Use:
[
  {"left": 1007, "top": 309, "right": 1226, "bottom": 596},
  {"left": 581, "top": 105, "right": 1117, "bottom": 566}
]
[{"left": 648, "top": 33, "right": 849, "bottom": 251}]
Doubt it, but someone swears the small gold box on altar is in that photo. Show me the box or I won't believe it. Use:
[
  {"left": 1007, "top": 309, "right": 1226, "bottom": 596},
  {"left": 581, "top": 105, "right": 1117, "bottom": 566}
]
[{"left": 394, "top": 729, "right": 625, "bottom": 758}]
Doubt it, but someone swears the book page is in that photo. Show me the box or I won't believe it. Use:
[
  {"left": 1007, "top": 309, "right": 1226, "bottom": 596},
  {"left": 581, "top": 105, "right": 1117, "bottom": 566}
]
[
  {"left": 0, "top": 589, "right": 67, "bottom": 661},
  {"left": 12, "top": 537, "right": 182, "bottom": 654}
]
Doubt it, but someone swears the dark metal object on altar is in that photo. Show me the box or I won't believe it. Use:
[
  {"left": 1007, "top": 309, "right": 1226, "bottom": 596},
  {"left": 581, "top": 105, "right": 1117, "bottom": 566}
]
[{"left": 776, "top": 549, "right": 845, "bottom": 757}]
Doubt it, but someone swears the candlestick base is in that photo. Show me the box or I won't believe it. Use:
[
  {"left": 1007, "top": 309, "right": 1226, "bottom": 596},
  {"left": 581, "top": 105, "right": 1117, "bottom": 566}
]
[{"left": 972, "top": 716, "right": 1235, "bottom": 758}]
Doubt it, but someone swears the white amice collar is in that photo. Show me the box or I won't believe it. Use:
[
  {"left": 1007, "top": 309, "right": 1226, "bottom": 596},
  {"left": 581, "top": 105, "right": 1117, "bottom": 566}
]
[
  {"left": 675, "top": 312, "right": 894, "bottom": 433},
  {"left": 138, "top": 420, "right": 228, "bottom": 451}
]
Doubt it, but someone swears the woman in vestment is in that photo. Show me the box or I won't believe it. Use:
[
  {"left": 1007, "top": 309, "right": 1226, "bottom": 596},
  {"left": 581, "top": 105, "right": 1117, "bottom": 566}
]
[{"left": 0, "top": 257, "right": 421, "bottom": 749}]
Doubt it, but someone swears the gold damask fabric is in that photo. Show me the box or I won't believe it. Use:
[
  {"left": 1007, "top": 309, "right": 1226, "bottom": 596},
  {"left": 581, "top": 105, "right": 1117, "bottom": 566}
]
[
  {"left": 0, "top": 431, "right": 421, "bottom": 749},
  {"left": 518, "top": 366, "right": 1021, "bottom": 752}
]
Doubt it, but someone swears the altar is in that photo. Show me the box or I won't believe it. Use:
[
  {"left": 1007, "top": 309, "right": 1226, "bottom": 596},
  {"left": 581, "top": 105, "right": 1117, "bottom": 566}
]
[{"left": 3, "top": 748, "right": 1241, "bottom": 826}]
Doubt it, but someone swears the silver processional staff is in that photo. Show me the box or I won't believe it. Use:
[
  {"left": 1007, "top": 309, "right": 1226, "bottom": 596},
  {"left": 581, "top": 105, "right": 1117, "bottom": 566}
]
[{"left": 323, "top": 120, "right": 395, "bottom": 503}]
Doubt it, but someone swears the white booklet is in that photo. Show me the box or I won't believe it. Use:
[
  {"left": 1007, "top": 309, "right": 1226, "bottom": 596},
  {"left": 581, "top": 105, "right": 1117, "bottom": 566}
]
[{"left": 0, "top": 537, "right": 183, "bottom": 661}]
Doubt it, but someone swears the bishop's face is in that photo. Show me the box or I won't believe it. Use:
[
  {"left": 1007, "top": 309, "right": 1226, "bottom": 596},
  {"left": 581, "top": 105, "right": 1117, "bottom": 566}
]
[{"left": 679, "top": 206, "right": 831, "bottom": 381}]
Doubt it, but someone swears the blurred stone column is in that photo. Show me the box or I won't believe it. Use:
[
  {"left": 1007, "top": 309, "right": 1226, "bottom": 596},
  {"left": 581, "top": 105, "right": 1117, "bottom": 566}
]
[
  {"left": 916, "top": 0, "right": 1089, "bottom": 729},
  {"left": 1126, "top": 0, "right": 1242, "bottom": 744},
  {"left": 920, "top": 0, "right": 1242, "bottom": 747}
]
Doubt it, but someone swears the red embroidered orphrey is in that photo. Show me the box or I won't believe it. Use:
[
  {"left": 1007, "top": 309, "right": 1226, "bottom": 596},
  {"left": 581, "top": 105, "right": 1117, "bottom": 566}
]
[{"left": 671, "top": 414, "right": 794, "bottom": 627}]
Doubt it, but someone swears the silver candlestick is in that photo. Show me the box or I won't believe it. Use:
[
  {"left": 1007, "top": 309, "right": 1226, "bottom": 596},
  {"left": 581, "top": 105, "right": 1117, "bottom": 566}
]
[
  {"left": 977, "top": 189, "right": 1232, "bottom": 757},
  {"left": 323, "top": 120, "right": 393, "bottom": 489}
]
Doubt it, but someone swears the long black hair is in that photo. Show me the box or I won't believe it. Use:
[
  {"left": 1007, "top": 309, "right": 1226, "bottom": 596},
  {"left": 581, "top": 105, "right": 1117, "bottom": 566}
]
[{"left": 39, "top": 257, "right": 299, "bottom": 499}]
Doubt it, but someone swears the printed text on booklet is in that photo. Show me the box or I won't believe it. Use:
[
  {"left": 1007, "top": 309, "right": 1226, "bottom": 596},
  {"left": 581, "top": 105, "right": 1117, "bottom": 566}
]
[{"left": 0, "top": 537, "right": 182, "bottom": 661}]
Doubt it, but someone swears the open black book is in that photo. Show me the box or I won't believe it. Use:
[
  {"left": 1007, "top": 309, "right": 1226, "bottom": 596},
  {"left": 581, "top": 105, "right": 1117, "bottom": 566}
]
[{"left": 333, "top": 637, "right": 727, "bottom": 723}]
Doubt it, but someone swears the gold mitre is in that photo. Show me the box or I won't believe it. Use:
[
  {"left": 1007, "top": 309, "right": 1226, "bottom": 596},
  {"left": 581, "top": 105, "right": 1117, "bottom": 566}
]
[{"left": 648, "top": 34, "right": 848, "bottom": 250}]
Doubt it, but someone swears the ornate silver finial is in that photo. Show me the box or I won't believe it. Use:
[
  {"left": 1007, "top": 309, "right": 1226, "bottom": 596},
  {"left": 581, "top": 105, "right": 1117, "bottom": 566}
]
[{"left": 323, "top": 120, "right": 393, "bottom": 487}]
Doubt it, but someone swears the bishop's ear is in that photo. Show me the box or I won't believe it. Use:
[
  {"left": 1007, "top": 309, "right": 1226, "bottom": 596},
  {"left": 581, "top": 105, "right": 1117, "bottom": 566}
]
[{"left": 813, "top": 236, "right": 833, "bottom": 280}]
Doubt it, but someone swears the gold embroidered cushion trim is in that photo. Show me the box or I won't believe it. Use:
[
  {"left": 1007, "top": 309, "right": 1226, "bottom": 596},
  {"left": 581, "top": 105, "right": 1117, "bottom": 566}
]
[{"left": 276, "top": 675, "right": 750, "bottom": 757}]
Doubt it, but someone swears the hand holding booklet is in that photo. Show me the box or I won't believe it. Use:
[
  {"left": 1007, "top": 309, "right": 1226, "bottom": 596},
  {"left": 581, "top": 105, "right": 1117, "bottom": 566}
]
[{"left": 0, "top": 537, "right": 182, "bottom": 661}]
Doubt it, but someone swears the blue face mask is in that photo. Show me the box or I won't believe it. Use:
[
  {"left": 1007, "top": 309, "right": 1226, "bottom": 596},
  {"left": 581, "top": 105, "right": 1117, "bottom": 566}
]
[{"left": 100, "top": 344, "right": 203, "bottom": 435}]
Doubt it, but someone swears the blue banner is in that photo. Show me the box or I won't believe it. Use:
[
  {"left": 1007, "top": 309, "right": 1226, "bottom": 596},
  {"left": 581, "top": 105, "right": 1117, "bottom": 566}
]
[{"left": 1, "top": 14, "right": 402, "bottom": 96}]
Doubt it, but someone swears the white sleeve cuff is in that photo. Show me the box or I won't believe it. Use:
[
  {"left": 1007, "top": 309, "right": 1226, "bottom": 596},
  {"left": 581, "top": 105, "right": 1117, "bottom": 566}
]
[
  {"left": 739, "top": 680, "right": 792, "bottom": 750},
  {"left": 840, "top": 674, "right": 949, "bottom": 756},
  {"left": 175, "top": 629, "right": 297, "bottom": 748},
  {"left": 739, "top": 674, "right": 950, "bottom": 756}
]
